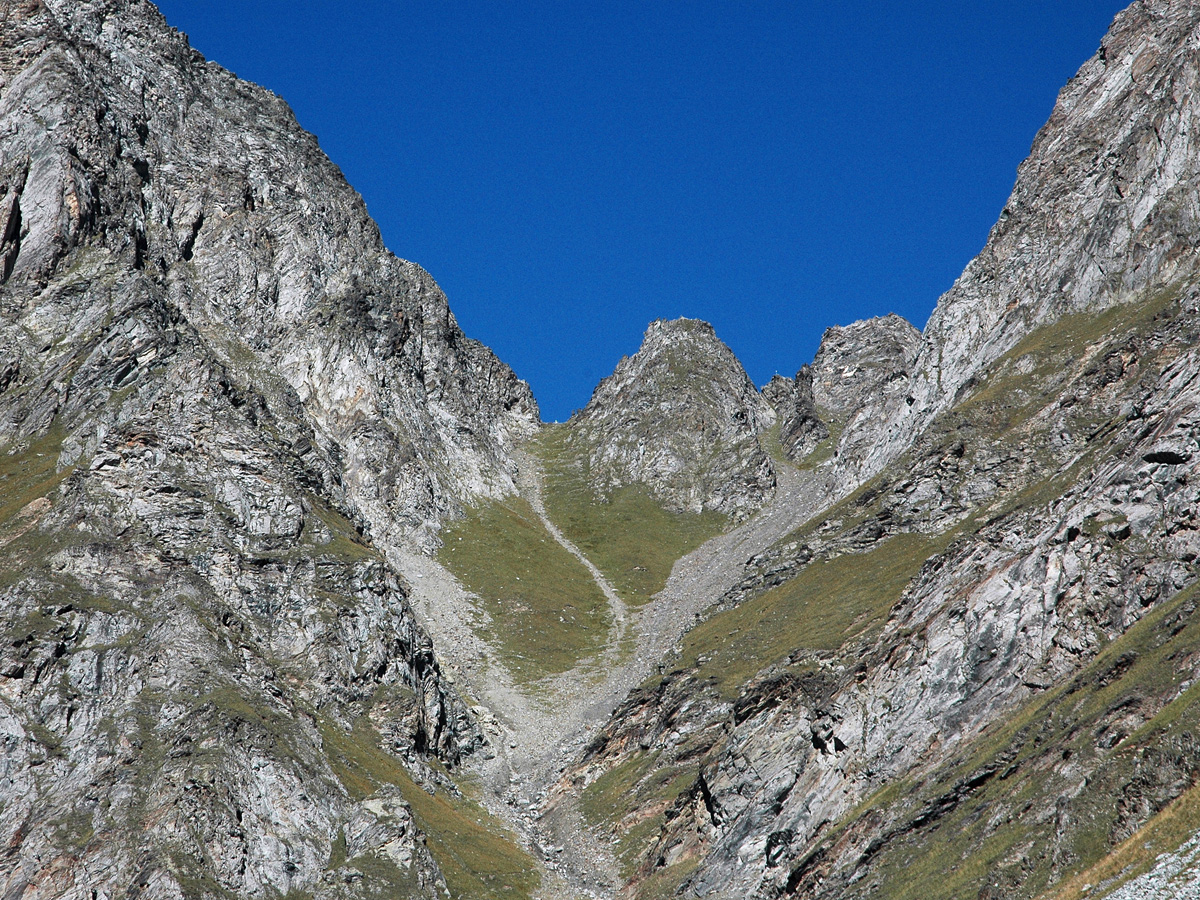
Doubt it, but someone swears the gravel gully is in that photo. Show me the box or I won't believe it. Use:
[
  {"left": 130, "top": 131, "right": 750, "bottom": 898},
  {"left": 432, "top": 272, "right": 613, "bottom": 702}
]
[{"left": 398, "top": 453, "right": 833, "bottom": 898}]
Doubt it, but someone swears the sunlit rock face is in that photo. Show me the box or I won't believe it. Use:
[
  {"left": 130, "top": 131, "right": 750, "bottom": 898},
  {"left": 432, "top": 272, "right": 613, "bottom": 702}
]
[
  {"left": 9, "top": 1, "right": 1200, "bottom": 899},
  {"left": 568, "top": 317, "right": 777, "bottom": 521},
  {"left": 552, "top": 3, "right": 1200, "bottom": 899},
  {"left": 0, "top": 0, "right": 537, "bottom": 896}
]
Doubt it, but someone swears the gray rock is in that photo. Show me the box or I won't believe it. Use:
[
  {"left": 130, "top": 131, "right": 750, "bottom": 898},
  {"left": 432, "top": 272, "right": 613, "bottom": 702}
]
[
  {"left": 567, "top": 317, "right": 777, "bottom": 521},
  {"left": 809, "top": 314, "right": 920, "bottom": 418},
  {"left": 0, "top": 1, "right": 534, "bottom": 896},
  {"left": 762, "top": 367, "right": 828, "bottom": 462}
]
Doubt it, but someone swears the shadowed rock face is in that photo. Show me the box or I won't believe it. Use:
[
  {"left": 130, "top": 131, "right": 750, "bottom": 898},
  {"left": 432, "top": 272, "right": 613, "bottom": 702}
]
[
  {"left": 567, "top": 318, "right": 777, "bottom": 521},
  {"left": 0, "top": 1, "right": 536, "bottom": 897}
]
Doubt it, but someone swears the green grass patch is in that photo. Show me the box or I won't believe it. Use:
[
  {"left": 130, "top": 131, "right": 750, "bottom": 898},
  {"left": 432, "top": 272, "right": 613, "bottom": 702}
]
[
  {"left": 0, "top": 424, "right": 71, "bottom": 527},
  {"left": 952, "top": 286, "right": 1180, "bottom": 443},
  {"left": 320, "top": 718, "right": 540, "bottom": 900},
  {"left": 677, "top": 532, "right": 939, "bottom": 697},
  {"left": 580, "top": 749, "right": 697, "bottom": 879},
  {"left": 632, "top": 858, "right": 703, "bottom": 900},
  {"left": 536, "top": 425, "right": 727, "bottom": 606},
  {"left": 303, "top": 498, "right": 377, "bottom": 563},
  {"left": 438, "top": 493, "right": 611, "bottom": 683}
]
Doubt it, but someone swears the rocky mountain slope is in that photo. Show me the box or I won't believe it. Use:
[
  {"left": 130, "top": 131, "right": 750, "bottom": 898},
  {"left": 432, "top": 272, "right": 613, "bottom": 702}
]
[
  {"left": 0, "top": 1, "right": 538, "bottom": 897},
  {"left": 551, "top": 2, "right": 1200, "bottom": 898},
  {"left": 565, "top": 318, "right": 777, "bottom": 522},
  {"left": 6, "top": 1, "right": 1200, "bottom": 900}
]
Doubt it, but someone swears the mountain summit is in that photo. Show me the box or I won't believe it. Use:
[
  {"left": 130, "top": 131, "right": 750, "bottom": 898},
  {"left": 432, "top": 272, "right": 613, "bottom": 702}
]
[
  {"left": 5, "top": 2, "right": 1200, "bottom": 900},
  {"left": 567, "top": 318, "right": 776, "bottom": 521}
]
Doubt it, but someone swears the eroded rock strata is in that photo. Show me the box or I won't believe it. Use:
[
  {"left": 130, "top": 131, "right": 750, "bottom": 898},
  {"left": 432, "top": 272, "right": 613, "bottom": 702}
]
[{"left": 0, "top": 0, "right": 533, "bottom": 896}]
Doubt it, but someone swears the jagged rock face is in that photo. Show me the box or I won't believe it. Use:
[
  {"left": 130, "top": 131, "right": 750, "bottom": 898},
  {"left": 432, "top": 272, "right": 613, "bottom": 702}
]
[
  {"left": 762, "top": 368, "right": 828, "bottom": 462},
  {"left": 809, "top": 314, "right": 920, "bottom": 416},
  {"left": 851, "top": 0, "right": 1200, "bottom": 485},
  {"left": 809, "top": 313, "right": 920, "bottom": 474},
  {"left": 554, "top": 3, "right": 1200, "bottom": 899},
  {"left": 568, "top": 318, "right": 776, "bottom": 520},
  {"left": 0, "top": 0, "right": 539, "bottom": 555},
  {"left": 0, "top": 1, "right": 533, "bottom": 896},
  {"left": 761, "top": 315, "right": 918, "bottom": 467}
]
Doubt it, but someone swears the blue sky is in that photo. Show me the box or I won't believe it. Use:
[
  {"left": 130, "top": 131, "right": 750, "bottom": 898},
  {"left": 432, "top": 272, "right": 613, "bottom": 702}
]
[{"left": 154, "top": 1, "right": 1130, "bottom": 421}]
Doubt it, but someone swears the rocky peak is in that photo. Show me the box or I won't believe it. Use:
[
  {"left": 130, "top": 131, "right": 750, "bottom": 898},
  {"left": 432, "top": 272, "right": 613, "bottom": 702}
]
[
  {"left": 762, "top": 367, "right": 829, "bottom": 462},
  {"left": 759, "top": 314, "right": 919, "bottom": 467},
  {"left": 810, "top": 313, "right": 920, "bottom": 415},
  {"left": 568, "top": 317, "right": 776, "bottom": 520},
  {"left": 852, "top": 0, "right": 1200, "bottom": 483},
  {"left": 0, "top": 0, "right": 539, "bottom": 554}
]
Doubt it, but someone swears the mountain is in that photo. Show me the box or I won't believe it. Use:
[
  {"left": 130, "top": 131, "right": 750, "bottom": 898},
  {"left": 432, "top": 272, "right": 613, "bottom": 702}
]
[
  {"left": 565, "top": 318, "right": 777, "bottom": 522},
  {"left": 5, "top": 2, "right": 1200, "bottom": 900},
  {"left": 554, "top": 2, "right": 1200, "bottom": 898},
  {"left": 0, "top": 2, "right": 537, "bottom": 897}
]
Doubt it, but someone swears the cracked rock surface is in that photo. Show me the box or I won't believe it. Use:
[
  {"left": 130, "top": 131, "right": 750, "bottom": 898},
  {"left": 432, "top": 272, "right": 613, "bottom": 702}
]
[
  {"left": 9, "top": 1, "right": 1200, "bottom": 900},
  {"left": 0, "top": 1, "right": 535, "bottom": 896},
  {"left": 566, "top": 318, "right": 777, "bottom": 522}
]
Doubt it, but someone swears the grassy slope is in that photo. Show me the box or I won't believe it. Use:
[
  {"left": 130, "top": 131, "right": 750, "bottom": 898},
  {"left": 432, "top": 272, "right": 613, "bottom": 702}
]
[
  {"left": 580, "top": 749, "right": 697, "bottom": 880},
  {"left": 1047, "top": 782, "right": 1200, "bottom": 900},
  {"left": 859, "top": 578, "right": 1200, "bottom": 900},
  {"left": 438, "top": 494, "right": 612, "bottom": 683},
  {"left": 677, "top": 532, "right": 940, "bottom": 699},
  {"left": 583, "top": 288, "right": 1196, "bottom": 899},
  {"left": 321, "top": 718, "right": 540, "bottom": 900},
  {"left": 536, "top": 425, "right": 727, "bottom": 607}
]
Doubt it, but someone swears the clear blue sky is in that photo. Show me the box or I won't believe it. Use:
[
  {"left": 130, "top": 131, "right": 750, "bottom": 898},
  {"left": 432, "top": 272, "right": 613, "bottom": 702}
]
[{"left": 154, "top": 1, "right": 1130, "bottom": 421}]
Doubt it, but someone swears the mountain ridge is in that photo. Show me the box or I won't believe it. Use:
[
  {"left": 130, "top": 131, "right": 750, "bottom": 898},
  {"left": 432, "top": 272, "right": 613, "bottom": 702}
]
[{"left": 5, "top": 2, "right": 1200, "bottom": 900}]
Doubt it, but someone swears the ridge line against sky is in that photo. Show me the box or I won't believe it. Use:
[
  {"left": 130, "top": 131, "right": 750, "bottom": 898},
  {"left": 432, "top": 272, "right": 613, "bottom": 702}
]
[{"left": 153, "top": 1, "right": 1130, "bottom": 421}]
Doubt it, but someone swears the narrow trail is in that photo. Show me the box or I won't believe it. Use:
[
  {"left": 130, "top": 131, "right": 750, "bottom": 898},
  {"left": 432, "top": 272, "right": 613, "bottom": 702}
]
[
  {"left": 514, "top": 449, "right": 628, "bottom": 636},
  {"left": 395, "top": 455, "right": 836, "bottom": 899}
]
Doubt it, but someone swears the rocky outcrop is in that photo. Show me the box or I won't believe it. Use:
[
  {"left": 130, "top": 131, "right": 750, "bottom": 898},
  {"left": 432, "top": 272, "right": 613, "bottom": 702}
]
[
  {"left": 567, "top": 318, "right": 776, "bottom": 520},
  {"left": 761, "top": 315, "right": 919, "bottom": 468},
  {"left": 809, "top": 314, "right": 920, "bottom": 417},
  {"left": 850, "top": 0, "right": 1200, "bottom": 486},
  {"left": 0, "top": 250, "right": 472, "bottom": 898},
  {"left": 553, "top": 3, "right": 1200, "bottom": 898},
  {"left": 762, "top": 368, "right": 828, "bottom": 462},
  {"left": 0, "top": 1, "right": 535, "bottom": 897}
]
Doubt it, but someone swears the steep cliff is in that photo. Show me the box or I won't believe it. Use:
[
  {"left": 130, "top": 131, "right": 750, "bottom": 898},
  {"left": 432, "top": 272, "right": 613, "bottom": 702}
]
[
  {"left": 554, "top": 3, "right": 1200, "bottom": 899},
  {"left": 0, "top": 1, "right": 539, "bottom": 897}
]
